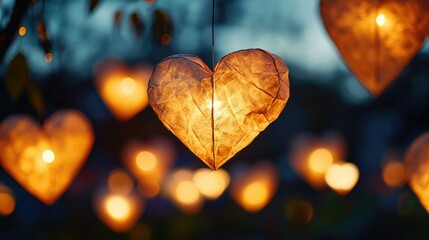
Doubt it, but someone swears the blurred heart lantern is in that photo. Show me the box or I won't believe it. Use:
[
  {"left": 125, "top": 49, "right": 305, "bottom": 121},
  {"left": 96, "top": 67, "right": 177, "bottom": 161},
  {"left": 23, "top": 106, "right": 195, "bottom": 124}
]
[
  {"left": 321, "top": 0, "right": 429, "bottom": 96},
  {"left": 405, "top": 132, "right": 429, "bottom": 213},
  {"left": 94, "top": 59, "right": 153, "bottom": 121},
  {"left": 0, "top": 110, "right": 94, "bottom": 205},
  {"left": 148, "top": 49, "right": 290, "bottom": 170},
  {"left": 230, "top": 161, "right": 279, "bottom": 212},
  {"left": 193, "top": 168, "right": 230, "bottom": 200},
  {"left": 324, "top": 162, "right": 359, "bottom": 195}
]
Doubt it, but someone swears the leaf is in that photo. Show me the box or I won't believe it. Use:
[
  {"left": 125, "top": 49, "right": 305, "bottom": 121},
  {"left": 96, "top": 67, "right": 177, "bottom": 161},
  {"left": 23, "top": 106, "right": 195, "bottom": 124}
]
[
  {"left": 37, "top": 21, "right": 48, "bottom": 41},
  {"left": 89, "top": 0, "right": 100, "bottom": 13},
  {"left": 114, "top": 11, "right": 122, "bottom": 26},
  {"left": 5, "top": 53, "right": 30, "bottom": 100},
  {"left": 130, "top": 12, "right": 144, "bottom": 37},
  {"left": 26, "top": 79, "right": 44, "bottom": 115},
  {"left": 151, "top": 9, "right": 173, "bottom": 44}
]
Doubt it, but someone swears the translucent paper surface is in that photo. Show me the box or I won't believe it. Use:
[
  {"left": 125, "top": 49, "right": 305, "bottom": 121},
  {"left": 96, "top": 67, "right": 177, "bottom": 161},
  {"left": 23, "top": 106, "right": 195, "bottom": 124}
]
[
  {"left": 321, "top": 0, "right": 429, "bottom": 96},
  {"left": 148, "top": 49, "right": 290, "bottom": 169}
]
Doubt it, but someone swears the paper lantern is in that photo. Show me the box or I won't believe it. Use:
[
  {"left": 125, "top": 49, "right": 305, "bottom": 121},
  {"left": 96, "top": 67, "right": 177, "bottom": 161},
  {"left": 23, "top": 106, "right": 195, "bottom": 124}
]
[
  {"left": 320, "top": 0, "right": 429, "bottom": 96},
  {"left": 148, "top": 49, "right": 290, "bottom": 169},
  {"left": 164, "top": 169, "right": 204, "bottom": 214},
  {"left": 324, "top": 162, "right": 359, "bottom": 195},
  {"left": 94, "top": 191, "right": 144, "bottom": 233},
  {"left": 382, "top": 160, "right": 405, "bottom": 189},
  {"left": 230, "top": 162, "right": 278, "bottom": 212},
  {"left": 94, "top": 59, "right": 153, "bottom": 121},
  {"left": 404, "top": 132, "right": 429, "bottom": 213},
  {"left": 122, "top": 137, "right": 176, "bottom": 198},
  {"left": 193, "top": 168, "right": 230, "bottom": 200},
  {"left": 0, "top": 184, "right": 16, "bottom": 216},
  {"left": 289, "top": 133, "right": 345, "bottom": 189},
  {"left": 0, "top": 110, "right": 94, "bottom": 205}
]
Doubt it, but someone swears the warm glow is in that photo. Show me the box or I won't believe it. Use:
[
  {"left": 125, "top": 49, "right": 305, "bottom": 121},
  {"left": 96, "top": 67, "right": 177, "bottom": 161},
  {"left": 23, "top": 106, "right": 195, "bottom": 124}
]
[
  {"left": 308, "top": 148, "right": 333, "bottom": 173},
  {"left": 136, "top": 151, "right": 157, "bottom": 172},
  {"left": 325, "top": 163, "right": 359, "bottom": 195},
  {"left": 193, "top": 168, "right": 230, "bottom": 199},
  {"left": 148, "top": 50, "right": 289, "bottom": 169},
  {"left": 120, "top": 77, "right": 137, "bottom": 95},
  {"left": 176, "top": 180, "right": 200, "bottom": 205},
  {"left": 382, "top": 161, "right": 405, "bottom": 188},
  {"left": 0, "top": 190, "right": 15, "bottom": 216},
  {"left": 18, "top": 27, "right": 26, "bottom": 36},
  {"left": 376, "top": 13, "right": 386, "bottom": 27},
  {"left": 138, "top": 179, "right": 160, "bottom": 198},
  {"left": 108, "top": 170, "right": 134, "bottom": 195},
  {"left": 42, "top": 149, "right": 55, "bottom": 163},
  {"left": 44, "top": 53, "right": 52, "bottom": 62},
  {"left": 0, "top": 110, "right": 94, "bottom": 205},
  {"left": 242, "top": 182, "right": 269, "bottom": 211},
  {"left": 105, "top": 196, "right": 131, "bottom": 220},
  {"left": 95, "top": 61, "right": 153, "bottom": 121}
]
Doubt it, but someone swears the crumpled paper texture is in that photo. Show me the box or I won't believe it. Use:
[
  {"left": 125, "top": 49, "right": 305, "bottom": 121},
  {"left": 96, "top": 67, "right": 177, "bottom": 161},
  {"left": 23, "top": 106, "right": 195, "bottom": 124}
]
[
  {"left": 405, "top": 132, "right": 429, "bottom": 213},
  {"left": 148, "top": 49, "right": 290, "bottom": 170},
  {"left": 0, "top": 110, "right": 94, "bottom": 205},
  {"left": 320, "top": 0, "right": 429, "bottom": 96}
]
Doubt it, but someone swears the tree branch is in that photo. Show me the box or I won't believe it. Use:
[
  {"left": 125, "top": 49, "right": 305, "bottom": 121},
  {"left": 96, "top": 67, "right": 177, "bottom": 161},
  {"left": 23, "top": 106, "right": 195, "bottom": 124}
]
[{"left": 0, "top": 0, "right": 32, "bottom": 64}]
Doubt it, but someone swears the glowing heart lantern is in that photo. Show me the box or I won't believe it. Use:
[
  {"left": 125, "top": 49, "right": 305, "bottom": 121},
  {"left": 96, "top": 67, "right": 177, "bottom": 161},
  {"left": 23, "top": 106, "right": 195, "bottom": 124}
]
[
  {"left": 320, "top": 0, "right": 429, "bottom": 96},
  {"left": 324, "top": 162, "right": 359, "bottom": 195},
  {"left": 94, "top": 59, "right": 153, "bottom": 121},
  {"left": 405, "top": 132, "right": 429, "bottom": 213},
  {"left": 230, "top": 161, "right": 279, "bottom": 212},
  {"left": 0, "top": 110, "right": 94, "bottom": 205},
  {"left": 148, "top": 49, "right": 290, "bottom": 170},
  {"left": 122, "top": 137, "right": 176, "bottom": 197},
  {"left": 289, "top": 133, "right": 345, "bottom": 189},
  {"left": 94, "top": 170, "right": 144, "bottom": 233},
  {"left": 193, "top": 168, "right": 230, "bottom": 200}
]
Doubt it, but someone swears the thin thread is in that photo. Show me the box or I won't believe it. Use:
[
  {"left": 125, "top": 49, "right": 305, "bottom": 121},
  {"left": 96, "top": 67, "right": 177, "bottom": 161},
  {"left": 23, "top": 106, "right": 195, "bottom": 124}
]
[
  {"left": 374, "top": 0, "right": 380, "bottom": 91},
  {"left": 210, "top": 0, "right": 216, "bottom": 169}
]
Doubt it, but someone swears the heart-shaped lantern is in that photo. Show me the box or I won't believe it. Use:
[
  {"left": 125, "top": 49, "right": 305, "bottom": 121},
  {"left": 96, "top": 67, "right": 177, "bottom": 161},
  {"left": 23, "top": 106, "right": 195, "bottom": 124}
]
[
  {"left": 148, "top": 49, "right": 290, "bottom": 170},
  {"left": 94, "top": 59, "right": 153, "bottom": 121},
  {"left": 230, "top": 161, "right": 279, "bottom": 212},
  {"left": 320, "top": 0, "right": 429, "bottom": 96},
  {"left": 405, "top": 132, "right": 429, "bottom": 213},
  {"left": 289, "top": 133, "right": 345, "bottom": 189},
  {"left": 0, "top": 110, "right": 94, "bottom": 205},
  {"left": 193, "top": 168, "right": 230, "bottom": 200},
  {"left": 324, "top": 162, "right": 359, "bottom": 195}
]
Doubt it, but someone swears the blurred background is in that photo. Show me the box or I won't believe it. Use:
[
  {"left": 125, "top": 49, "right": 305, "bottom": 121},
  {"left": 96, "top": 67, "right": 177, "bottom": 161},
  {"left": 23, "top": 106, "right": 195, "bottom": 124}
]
[{"left": 0, "top": 0, "right": 429, "bottom": 239}]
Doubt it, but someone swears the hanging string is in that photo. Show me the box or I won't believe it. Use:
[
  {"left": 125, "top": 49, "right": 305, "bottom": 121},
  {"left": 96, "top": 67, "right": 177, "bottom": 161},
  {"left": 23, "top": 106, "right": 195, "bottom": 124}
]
[
  {"left": 211, "top": 0, "right": 215, "bottom": 69},
  {"left": 210, "top": 0, "right": 216, "bottom": 168}
]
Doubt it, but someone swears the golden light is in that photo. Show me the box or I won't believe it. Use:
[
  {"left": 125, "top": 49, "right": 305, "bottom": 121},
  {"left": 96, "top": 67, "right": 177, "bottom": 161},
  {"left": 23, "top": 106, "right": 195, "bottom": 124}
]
[
  {"left": 230, "top": 162, "right": 279, "bottom": 212},
  {"left": 122, "top": 137, "right": 176, "bottom": 191},
  {"left": 94, "top": 59, "right": 153, "bottom": 121},
  {"left": 164, "top": 169, "right": 204, "bottom": 214},
  {"left": 95, "top": 192, "right": 144, "bottom": 233},
  {"left": 136, "top": 151, "right": 157, "bottom": 172},
  {"left": 18, "top": 26, "right": 26, "bottom": 36},
  {"left": 42, "top": 149, "right": 55, "bottom": 164},
  {"left": 0, "top": 185, "right": 16, "bottom": 216},
  {"left": 382, "top": 160, "right": 405, "bottom": 188},
  {"left": 108, "top": 170, "right": 134, "bottom": 195},
  {"left": 325, "top": 162, "right": 359, "bottom": 195},
  {"left": 308, "top": 148, "right": 333, "bottom": 173},
  {"left": 119, "top": 77, "right": 137, "bottom": 95},
  {"left": 44, "top": 53, "right": 52, "bottom": 62},
  {"left": 289, "top": 133, "right": 345, "bottom": 189},
  {"left": 193, "top": 168, "right": 230, "bottom": 200},
  {"left": 404, "top": 132, "right": 429, "bottom": 213},
  {"left": 320, "top": 0, "right": 429, "bottom": 96},
  {"left": 148, "top": 49, "right": 290, "bottom": 169},
  {"left": 138, "top": 178, "right": 160, "bottom": 198},
  {"left": 376, "top": 13, "right": 386, "bottom": 27},
  {"left": 105, "top": 195, "right": 131, "bottom": 220},
  {"left": 0, "top": 110, "right": 94, "bottom": 205}
]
